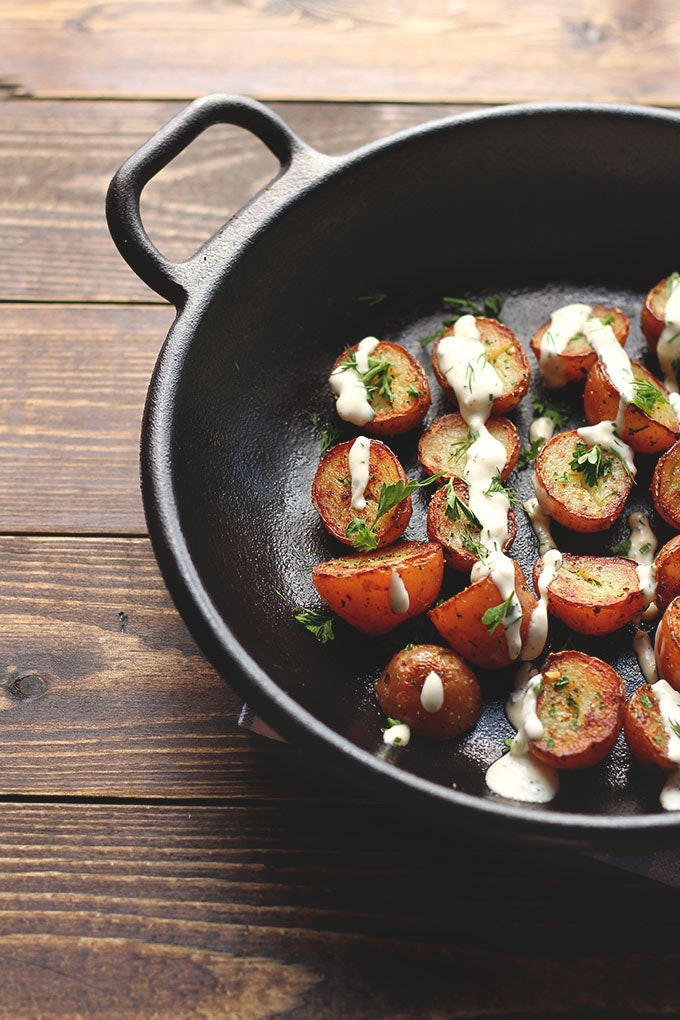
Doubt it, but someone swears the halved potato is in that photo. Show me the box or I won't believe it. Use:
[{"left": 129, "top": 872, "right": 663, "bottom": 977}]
[
  {"left": 431, "top": 316, "right": 530, "bottom": 415},
  {"left": 330, "top": 340, "right": 430, "bottom": 435},
  {"left": 624, "top": 684, "right": 677, "bottom": 771},
  {"left": 375, "top": 644, "right": 482, "bottom": 740},
  {"left": 312, "top": 541, "right": 444, "bottom": 636},
  {"left": 655, "top": 534, "right": 680, "bottom": 612},
  {"left": 529, "top": 304, "right": 629, "bottom": 386},
  {"left": 532, "top": 552, "right": 644, "bottom": 635},
  {"left": 641, "top": 274, "right": 680, "bottom": 351},
  {"left": 418, "top": 413, "right": 520, "bottom": 480},
  {"left": 529, "top": 650, "right": 625, "bottom": 770},
  {"left": 534, "top": 429, "right": 633, "bottom": 532},
  {"left": 583, "top": 358, "right": 679, "bottom": 454},
  {"left": 427, "top": 479, "right": 517, "bottom": 572},
  {"left": 654, "top": 597, "right": 680, "bottom": 694},
  {"left": 311, "top": 438, "right": 411, "bottom": 548},
  {"left": 428, "top": 561, "right": 538, "bottom": 670},
  {"left": 652, "top": 439, "right": 680, "bottom": 530}
]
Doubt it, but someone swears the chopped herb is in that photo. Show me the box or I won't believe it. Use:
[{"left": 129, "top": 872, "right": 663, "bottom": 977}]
[
  {"left": 611, "top": 538, "right": 632, "bottom": 557},
  {"left": 407, "top": 384, "right": 421, "bottom": 398},
  {"left": 320, "top": 424, "right": 341, "bottom": 457},
  {"left": 346, "top": 473, "right": 442, "bottom": 550},
  {"left": 639, "top": 693, "right": 653, "bottom": 710},
  {"left": 502, "top": 736, "right": 514, "bottom": 754},
  {"left": 444, "top": 478, "right": 483, "bottom": 529},
  {"left": 461, "top": 525, "right": 488, "bottom": 560},
  {"left": 566, "top": 692, "right": 580, "bottom": 717},
  {"left": 531, "top": 396, "right": 570, "bottom": 429},
  {"left": 599, "top": 312, "right": 616, "bottom": 326},
  {"left": 670, "top": 718, "right": 680, "bottom": 740},
  {"left": 629, "top": 377, "right": 669, "bottom": 415},
  {"left": 553, "top": 677, "right": 570, "bottom": 689},
  {"left": 484, "top": 474, "right": 523, "bottom": 507},
  {"left": 545, "top": 737, "right": 555, "bottom": 750},
  {"left": 449, "top": 432, "right": 477, "bottom": 460},
  {"left": 294, "top": 608, "right": 335, "bottom": 643},
  {"left": 386, "top": 717, "right": 402, "bottom": 727},
  {"left": 639, "top": 542, "right": 652, "bottom": 555},
  {"left": 570, "top": 442, "right": 612, "bottom": 487},
  {"left": 358, "top": 292, "right": 388, "bottom": 306},
  {"left": 338, "top": 349, "right": 395, "bottom": 403},
  {"left": 517, "top": 436, "right": 546, "bottom": 469},
  {"left": 442, "top": 294, "right": 505, "bottom": 321},
  {"left": 481, "top": 591, "right": 517, "bottom": 635}
]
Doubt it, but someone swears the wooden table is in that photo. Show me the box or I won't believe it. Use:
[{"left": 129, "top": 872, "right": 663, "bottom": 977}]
[{"left": 2, "top": 3, "right": 680, "bottom": 1016}]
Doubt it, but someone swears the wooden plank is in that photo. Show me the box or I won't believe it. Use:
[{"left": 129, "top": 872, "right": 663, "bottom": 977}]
[
  {"left": 2, "top": 0, "right": 680, "bottom": 104},
  {"left": 0, "top": 304, "right": 172, "bottom": 533},
  {"left": 0, "top": 98, "right": 461, "bottom": 303},
  {"left": 0, "top": 802, "right": 676, "bottom": 1018}
]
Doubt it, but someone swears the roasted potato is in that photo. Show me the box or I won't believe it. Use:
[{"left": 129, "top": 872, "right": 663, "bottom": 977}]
[
  {"left": 534, "top": 429, "right": 633, "bottom": 533},
  {"left": 652, "top": 439, "right": 680, "bottom": 530},
  {"left": 311, "top": 438, "right": 411, "bottom": 548},
  {"left": 532, "top": 552, "right": 644, "bottom": 635},
  {"left": 624, "top": 684, "right": 678, "bottom": 771},
  {"left": 312, "top": 541, "right": 444, "bottom": 636},
  {"left": 428, "top": 561, "right": 538, "bottom": 670},
  {"left": 641, "top": 274, "right": 680, "bottom": 351},
  {"left": 375, "top": 644, "right": 482, "bottom": 740},
  {"left": 329, "top": 339, "right": 431, "bottom": 435},
  {"left": 583, "top": 358, "right": 679, "bottom": 454},
  {"left": 418, "top": 413, "right": 520, "bottom": 480},
  {"left": 431, "top": 316, "right": 530, "bottom": 415},
  {"left": 427, "top": 479, "right": 517, "bottom": 572},
  {"left": 655, "top": 534, "right": 680, "bottom": 612},
  {"left": 529, "top": 304, "right": 629, "bottom": 386},
  {"left": 654, "top": 597, "right": 680, "bottom": 694},
  {"left": 529, "top": 650, "right": 625, "bottom": 770}
]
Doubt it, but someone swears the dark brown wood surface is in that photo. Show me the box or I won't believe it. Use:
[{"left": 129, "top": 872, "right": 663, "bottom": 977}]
[{"left": 2, "top": 3, "right": 680, "bottom": 1016}]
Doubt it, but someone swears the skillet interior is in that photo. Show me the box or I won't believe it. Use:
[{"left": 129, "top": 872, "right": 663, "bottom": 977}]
[{"left": 143, "top": 104, "right": 680, "bottom": 846}]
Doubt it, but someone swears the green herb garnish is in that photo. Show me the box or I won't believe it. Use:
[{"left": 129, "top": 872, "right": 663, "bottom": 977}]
[
  {"left": 517, "top": 436, "right": 546, "bottom": 469},
  {"left": 610, "top": 538, "right": 632, "bottom": 557},
  {"left": 444, "top": 478, "right": 483, "bottom": 529},
  {"left": 294, "top": 608, "right": 335, "bottom": 643},
  {"left": 442, "top": 294, "right": 505, "bottom": 321},
  {"left": 570, "top": 442, "right": 612, "bottom": 486},
  {"left": 481, "top": 590, "right": 517, "bottom": 635},
  {"left": 346, "top": 474, "right": 442, "bottom": 550},
  {"left": 338, "top": 349, "right": 395, "bottom": 403},
  {"left": 531, "top": 396, "right": 570, "bottom": 429},
  {"left": 629, "top": 377, "right": 669, "bottom": 415}
]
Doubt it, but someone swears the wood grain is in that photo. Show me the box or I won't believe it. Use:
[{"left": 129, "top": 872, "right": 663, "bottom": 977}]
[
  {"left": 0, "top": 304, "right": 172, "bottom": 532},
  {"left": 0, "top": 99, "right": 461, "bottom": 303},
  {"left": 2, "top": 0, "right": 679, "bottom": 104},
  {"left": 0, "top": 802, "right": 676, "bottom": 1018}
]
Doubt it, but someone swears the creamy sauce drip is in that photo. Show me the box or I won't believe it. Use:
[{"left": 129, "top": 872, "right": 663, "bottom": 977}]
[
  {"left": 382, "top": 722, "right": 411, "bottom": 747},
  {"left": 656, "top": 276, "right": 680, "bottom": 412},
  {"left": 347, "top": 436, "right": 371, "bottom": 510},
  {"left": 576, "top": 420, "right": 636, "bottom": 477},
  {"left": 633, "top": 628, "right": 658, "bottom": 685},
  {"left": 329, "top": 336, "right": 379, "bottom": 425},
  {"left": 522, "top": 548, "right": 563, "bottom": 662},
  {"left": 652, "top": 678, "right": 680, "bottom": 811},
  {"left": 627, "top": 511, "right": 658, "bottom": 613},
  {"left": 523, "top": 496, "right": 557, "bottom": 556},
  {"left": 529, "top": 416, "right": 555, "bottom": 445},
  {"left": 538, "top": 303, "right": 591, "bottom": 387},
  {"left": 437, "top": 315, "right": 504, "bottom": 428},
  {"left": 420, "top": 671, "right": 445, "bottom": 713},
  {"left": 388, "top": 569, "right": 410, "bottom": 615},
  {"left": 485, "top": 671, "right": 559, "bottom": 803}
]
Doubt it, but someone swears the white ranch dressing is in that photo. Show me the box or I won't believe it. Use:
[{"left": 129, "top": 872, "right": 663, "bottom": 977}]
[
  {"left": 523, "top": 496, "right": 556, "bottom": 556},
  {"left": 437, "top": 316, "right": 523, "bottom": 659},
  {"left": 388, "top": 569, "right": 410, "bottom": 615},
  {"left": 633, "top": 628, "right": 658, "bottom": 685},
  {"left": 347, "top": 436, "right": 371, "bottom": 510},
  {"left": 576, "top": 420, "right": 636, "bottom": 477},
  {"left": 522, "top": 548, "right": 563, "bottom": 662},
  {"left": 529, "top": 416, "right": 555, "bottom": 445},
  {"left": 651, "top": 678, "right": 680, "bottom": 811},
  {"left": 584, "top": 316, "right": 636, "bottom": 409},
  {"left": 538, "top": 303, "right": 591, "bottom": 387},
  {"left": 627, "top": 511, "right": 658, "bottom": 613},
  {"left": 420, "top": 671, "right": 445, "bottom": 713},
  {"left": 655, "top": 276, "right": 680, "bottom": 414},
  {"left": 329, "top": 336, "right": 379, "bottom": 425},
  {"left": 383, "top": 722, "right": 411, "bottom": 747},
  {"left": 485, "top": 671, "right": 559, "bottom": 803}
]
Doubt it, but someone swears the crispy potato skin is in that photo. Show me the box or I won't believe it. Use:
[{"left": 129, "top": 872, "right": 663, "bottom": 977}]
[
  {"left": 311, "top": 439, "right": 411, "bottom": 548},
  {"left": 583, "top": 359, "right": 679, "bottom": 454},
  {"left": 529, "top": 305, "right": 629, "bottom": 385},
  {"left": 654, "top": 597, "right": 680, "bottom": 695},
  {"left": 532, "top": 552, "right": 644, "bottom": 635},
  {"left": 418, "top": 413, "right": 520, "bottom": 480},
  {"left": 427, "top": 480, "right": 516, "bottom": 572},
  {"left": 641, "top": 276, "right": 674, "bottom": 351},
  {"left": 330, "top": 341, "right": 431, "bottom": 435},
  {"left": 312, "top": 541, "right": 444, "bottom": 636},
  {"left": 624, "top": 685, "right": 676, "bottom": 771},
  {"left": 530, "top": 651, "right": 625, "bottom": 770},
  {"left": 375, "top": 644, "right": 482, "bottom": 740},
  {"left": 652, "top": 439, "right": 680, "bottom": 530},
  {"left": 655, "top": 534, "right": 680, "bottom": 612},
  {"left": 534, "top": 429, "right": 633, "bottom": 533},
  {"left": 428, "top": 562, "right": 538, "bottom": 670},
  {"left": 432, "top": 317, "right": 530, "bottom": 414}
]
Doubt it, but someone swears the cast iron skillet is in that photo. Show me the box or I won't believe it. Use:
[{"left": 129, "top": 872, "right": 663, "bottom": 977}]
[{"left": 107, "top": 94, "right": 680, "bottom": 848}]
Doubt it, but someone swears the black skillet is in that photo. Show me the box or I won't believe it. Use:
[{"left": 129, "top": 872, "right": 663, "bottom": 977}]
[{"left": 107, "top": 94, "right": 680, "bottom": 848}]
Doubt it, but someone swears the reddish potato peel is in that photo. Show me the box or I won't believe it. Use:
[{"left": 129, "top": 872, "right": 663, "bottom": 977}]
[
  {"left": 654, "top": 597, "right": 680, "bottom": 695},
  {"left": 312, "top": 541, "right": 444, "bottom": 636},
  {"left": 529, "top": 304, "right": 629, "bottom": 385},
  {"left": 532, "top": 552, "right": 644, "bottom": 635},
  {"left": 583, "top": 358, "right": 678, "bottom": 454},
  {"left": 624, "top": 685, "right": 677, "bottom": 772}
]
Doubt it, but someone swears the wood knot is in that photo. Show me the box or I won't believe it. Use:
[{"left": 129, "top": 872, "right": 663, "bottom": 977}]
[{"left": 7, "top": 672, "right": 46, "bottom": 700}]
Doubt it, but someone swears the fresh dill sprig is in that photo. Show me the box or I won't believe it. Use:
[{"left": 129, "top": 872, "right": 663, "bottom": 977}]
[
  {"left": 517, "top": 436, "right": 546, "bottom": 469},
  {"left": 483, "top": 474, "right": 523, "bottom": 507},
  {"left": 346, "top": 473, "right": 442, "bottom": 551},
  {"left": 338, "top": 349, "right": 395, "bottom": 403},
  {"left": 481, "top": 591, "right": 517, "bottom": 635},
  {"left": 570, "top": 442, "right": 612, "bottom": 487},
  {"left": 610, "top": 538, "right": 632, "bottom": 557},
  {"left": 629, "top": 377, "right": 669, "bottom": 415},
  {"left": 442, "top": 294, "right": 505, "bottom": 321}
]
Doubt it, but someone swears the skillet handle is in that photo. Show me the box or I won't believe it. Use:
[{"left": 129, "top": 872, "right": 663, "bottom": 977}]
[{"left": 106, "top": 94, "right": 310, "bottom": 305}]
